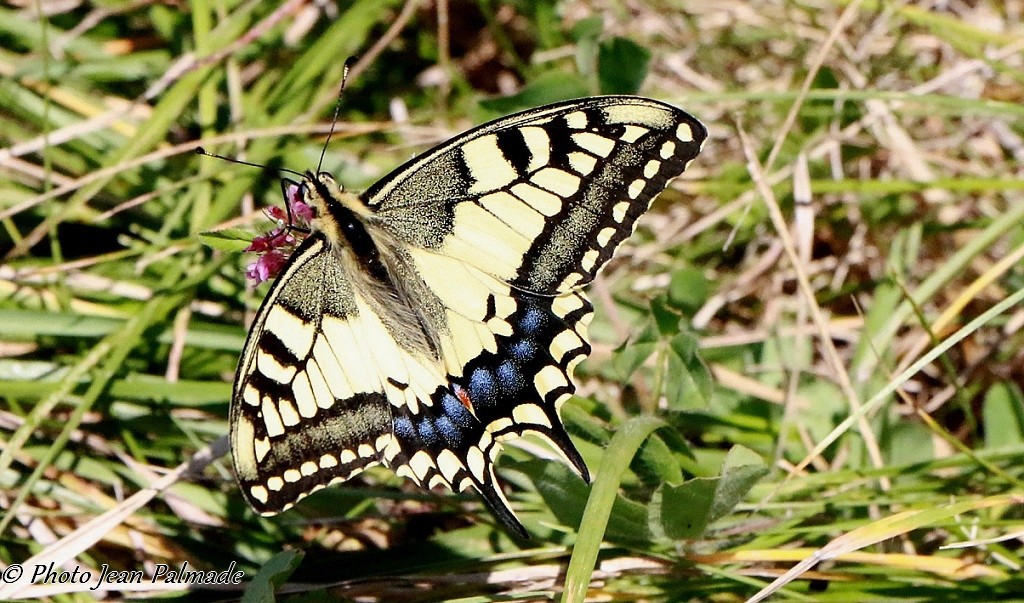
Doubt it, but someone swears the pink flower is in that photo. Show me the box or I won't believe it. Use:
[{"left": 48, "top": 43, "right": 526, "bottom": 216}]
[
  {"left": 265, "top": 205, "right": 287, "bottom": 222},
  {"left": 290, "top": 199, "right": 314, "bottom": 223},
  {"left": 244, "top": 228, "right": 295, "bottom": 253},
  {"left": 245, "top": 250, "right": 289, "bottom": 284},
  {"left": 245, "top": 229, "right": 279, "bottom": 253},
  {"left": 243, "top": 181, "right": 315, "bottom": 284},
  {"left": 264, "top": 201, "right": 312, "bottom": 228}
]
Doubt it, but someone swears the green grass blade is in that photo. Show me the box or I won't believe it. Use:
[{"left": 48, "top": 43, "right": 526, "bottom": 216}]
[{"left": 561, "top": 415, "right": 665, "bottom": 603}]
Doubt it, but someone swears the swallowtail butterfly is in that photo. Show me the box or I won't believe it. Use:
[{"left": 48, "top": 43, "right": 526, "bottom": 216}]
[{"left": 230, "top": 96, "right": 706, "bottom": 537}]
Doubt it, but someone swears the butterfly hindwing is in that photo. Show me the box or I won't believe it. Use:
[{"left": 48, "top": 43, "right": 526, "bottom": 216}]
[
  {"left": 230, "top": 95, "right": 706, "bottom": 535},
  {"left": 383, "top": 287, "right": 594, "bottom": 537}
]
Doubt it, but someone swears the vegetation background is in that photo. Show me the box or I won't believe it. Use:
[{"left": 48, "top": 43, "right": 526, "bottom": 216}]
[{"left": 1, "top": 0, "right": 1022, "bottom": 601}]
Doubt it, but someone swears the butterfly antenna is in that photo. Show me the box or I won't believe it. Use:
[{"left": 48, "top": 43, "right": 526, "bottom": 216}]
[
  {"left": 195, "top": 147, "right": 304, "bottom": 178},
  {"left": 198, "top": 147, "right": 309, "bottom": 236},
  {"left": 317, "top": 56, "right": 357, "bottom": 174}
]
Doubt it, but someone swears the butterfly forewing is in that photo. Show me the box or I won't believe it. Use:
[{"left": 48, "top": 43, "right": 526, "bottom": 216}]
[
  {"left": 365, "top": 96, "right": 706, "bottom": 294},
  {"left": 232, "top": 234, "right": 400, "bottom": 513},
  {"left": 230, "top": 95, "right": 705, "bottom": 535}
]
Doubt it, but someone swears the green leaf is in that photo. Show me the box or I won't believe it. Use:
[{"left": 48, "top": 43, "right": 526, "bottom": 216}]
[
  {"left": 561, "top": 416, "right": 664, "bottom": 603},
  {"left": 606, "top": 331, "right": 655, "bottom": 378},
  {"left": 479, "top": 70, "right": 590, "bottom": 114},
  {"left": 983, "top": 382, "right": 1024, "bottom": 448},
  {"left": 529, "top": 0, "right": 566, "bottom": 50},
  {"left": 886, "top": 421, "right": 937, "bottom": 465},
  {"left": 199, "top": 227, "right": 258, "bottom": 252},
  {"left": 532, "top": 460, "right": 588, "bottom": 527},
  {"left": 0, "top": 309, "right": 124, "bottom": 338},
  {"left": 634, "top": 432, "right": 685, "bottom": 486},
  {"left": 651, "top": 294, "right": 684, "bottom": 335},
  {"left": 148, "top": 4, "right": 182, "bottom": 42},
  {"left": 570, "top": 16, "right": 603, "bottom": 42},
  {"left": 561, "top": 398, "right": 613, "bottom": 445},
  {"left": 795, "top": 379, "right": 849, "bottom": 442},
  {"left": 648, "top": 445, "right": 767, "bottom": 540},
  {"left": 571, "top": 16, "right": 603, "bottom": 78},
  {"left": 597, "top": 37, "right": 651, "bottom": 95},
  {"left": 667, "top": 267, "right": 711, "bottom": 314},
  {"left": 708, "top": 445, "right": 768, "bottom": 524},
  {"left": 74, "top": 51, "right": 170, "bottom": 83},
  {"left": 647, "top": 478, "right": 715, "bottom": 540},
  {"left": 531, "top": 461, "right": 649, "bottom": 543},
  {"left": 664, "top": 331, "right": 714, "bottom": 409},
  {"left": 241, "top": 549, "right": 305, "bottom": 603}
]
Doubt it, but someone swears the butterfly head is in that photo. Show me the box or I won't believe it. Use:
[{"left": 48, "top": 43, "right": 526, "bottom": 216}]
[
  {"left": 290, "top": 171, "right": 333, "bottom": 219},
  {"left": 282, "top": 171, "right": 348, "bottom": 221},
  {"left": 282, "top": 171, "right": 376, "bottom": 254},
  {"left": 311, "top": 169, "right": 371, "bottom": 208}
]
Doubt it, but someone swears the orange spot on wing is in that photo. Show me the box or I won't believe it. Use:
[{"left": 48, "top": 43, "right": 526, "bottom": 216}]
[{"left": 455, "top": 386, "right": 475, "bottom": 414}]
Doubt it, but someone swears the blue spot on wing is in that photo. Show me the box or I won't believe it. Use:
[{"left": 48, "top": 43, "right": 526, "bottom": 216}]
[
  {"left": 393, "top": 415, "right": 414, "bottom": 440},
  {"left": 441, "top": 393, "right": 474, "bottom": 428},
  {"left": 435, "top": 415, "right": 461, "bottom": 448},
  {"left": 469, "top": 367, "right": 498, "bottom": 410},
  {"left": 507, "top": 339, "right": 538, "bottom": 363},
  {"left": 417, "top": 417, "right": 439, "bottom": 446},
  {"left": 518, "top": 304, "right": 547, "bottom": 334},
  {"left": 496, "top": 359, "right": 524, "bottom": 390}
]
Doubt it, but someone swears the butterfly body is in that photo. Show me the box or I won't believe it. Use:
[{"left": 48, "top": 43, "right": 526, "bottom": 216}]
[{"left": 230, "top": 96, "right": 706, "bottom": 537}]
